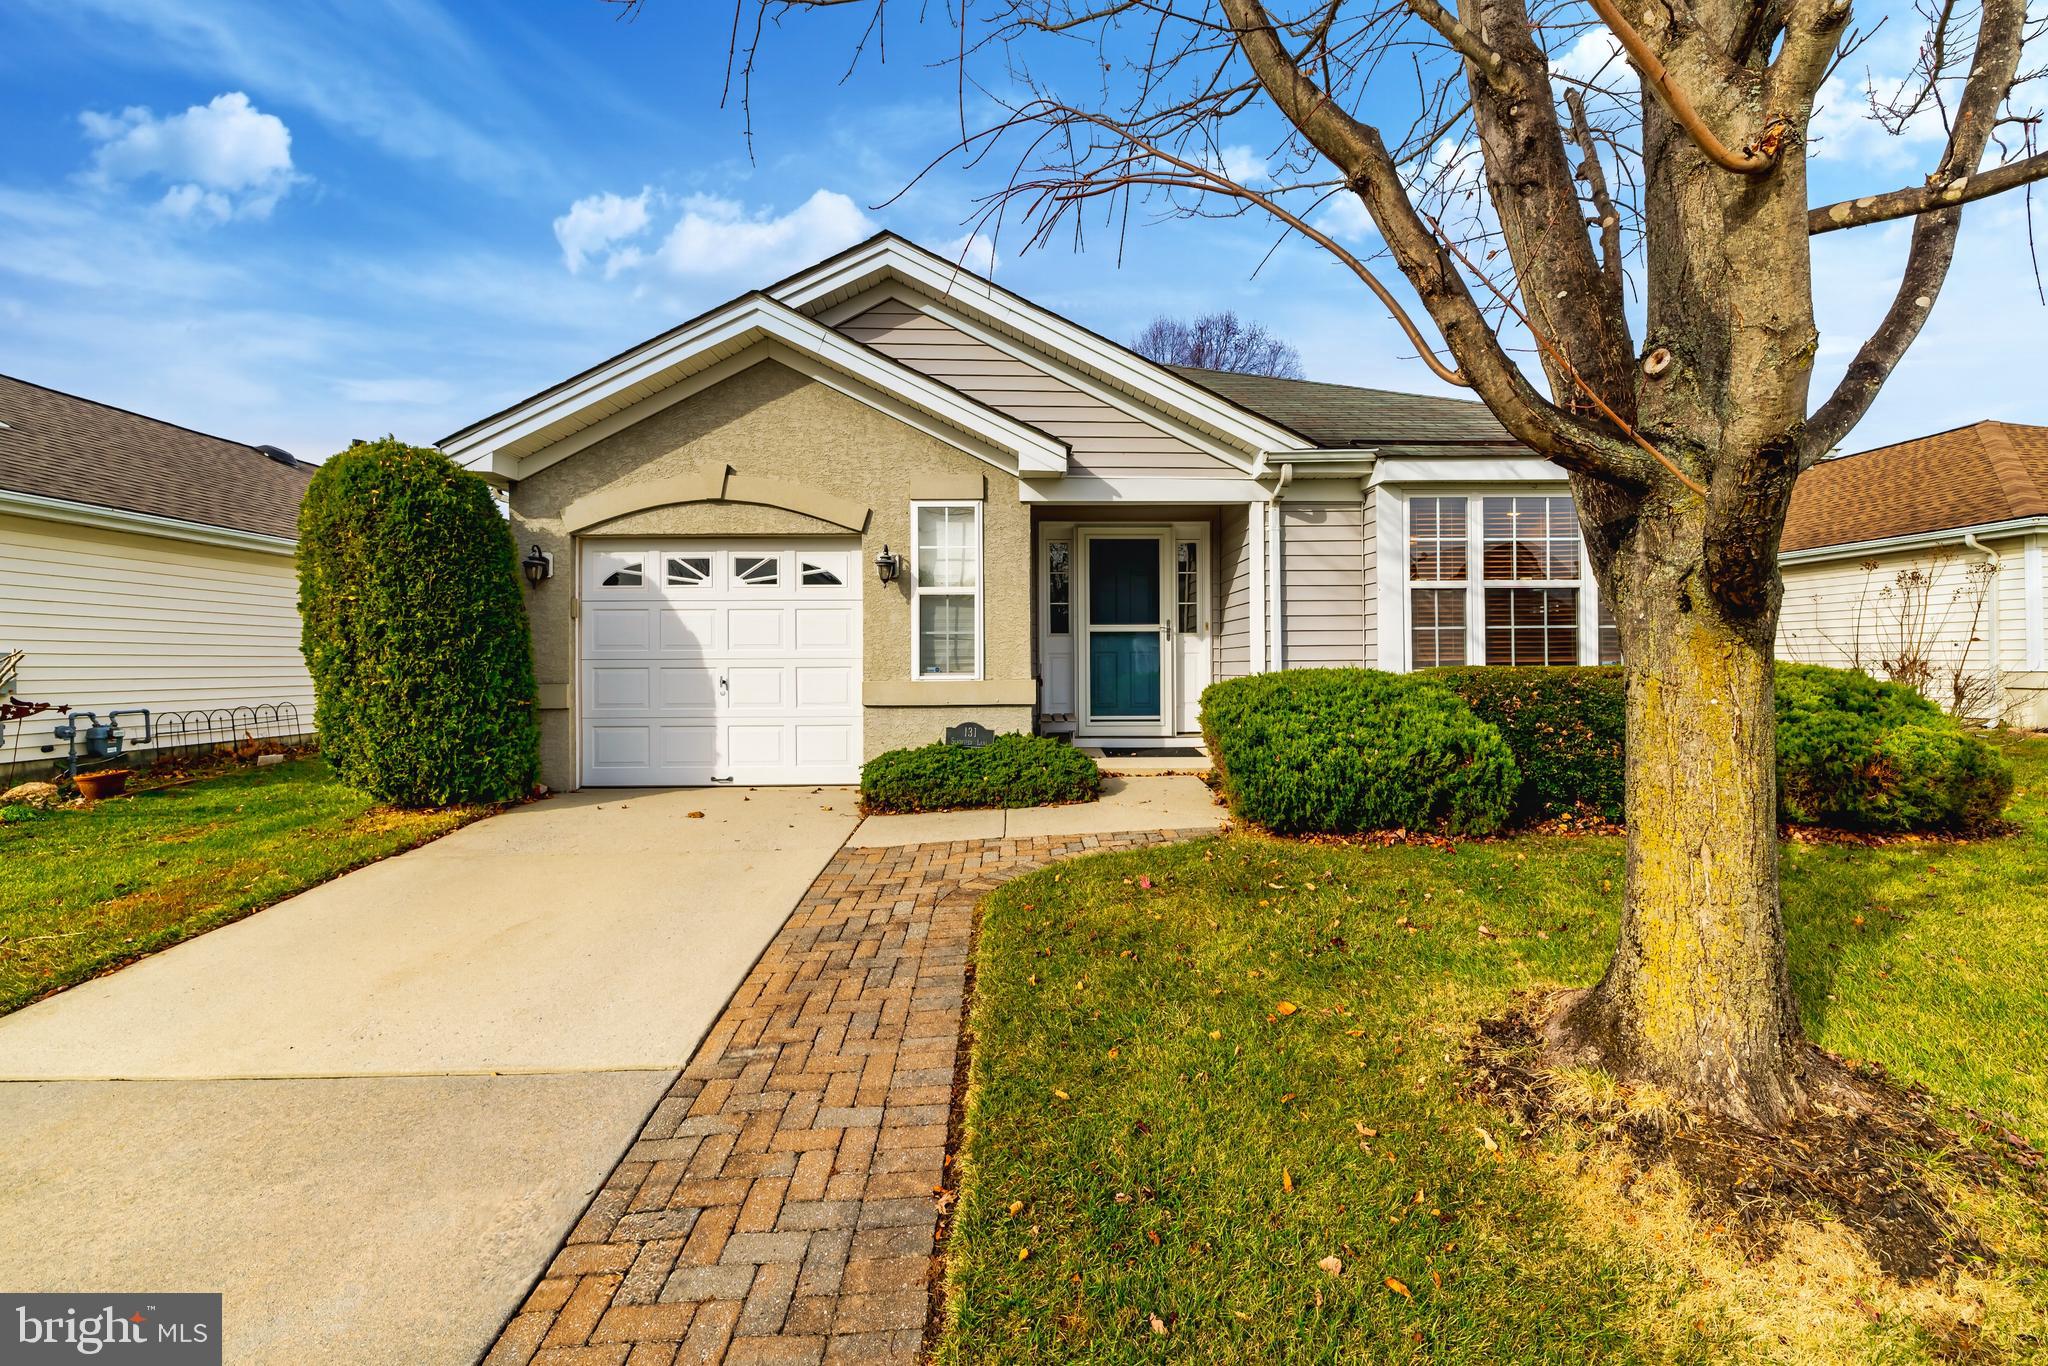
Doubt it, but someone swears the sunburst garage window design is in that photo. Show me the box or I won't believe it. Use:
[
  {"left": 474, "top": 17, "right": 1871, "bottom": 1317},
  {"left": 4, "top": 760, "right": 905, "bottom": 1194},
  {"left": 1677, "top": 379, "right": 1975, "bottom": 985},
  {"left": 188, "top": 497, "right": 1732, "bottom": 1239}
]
[{"left": 665, "top": 554, "right": 711, "bottom": 587}]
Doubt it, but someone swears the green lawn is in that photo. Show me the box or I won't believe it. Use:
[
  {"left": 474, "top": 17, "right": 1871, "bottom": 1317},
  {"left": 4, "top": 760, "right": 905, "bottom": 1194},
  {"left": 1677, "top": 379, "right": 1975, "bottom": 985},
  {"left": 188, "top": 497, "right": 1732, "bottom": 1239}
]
[
  {"left": 0, "top": 758, "right": 485, "bottom": 1014},
  {"left": 939, "top": 734, "right": 2048, "bottom": 1364}
]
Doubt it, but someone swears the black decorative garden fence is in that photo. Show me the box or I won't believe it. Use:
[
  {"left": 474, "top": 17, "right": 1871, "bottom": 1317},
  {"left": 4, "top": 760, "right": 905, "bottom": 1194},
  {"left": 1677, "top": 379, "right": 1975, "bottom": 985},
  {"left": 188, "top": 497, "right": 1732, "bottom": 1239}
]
[{"left": 149, "top": 702, "right": 310, "bottom": 759}]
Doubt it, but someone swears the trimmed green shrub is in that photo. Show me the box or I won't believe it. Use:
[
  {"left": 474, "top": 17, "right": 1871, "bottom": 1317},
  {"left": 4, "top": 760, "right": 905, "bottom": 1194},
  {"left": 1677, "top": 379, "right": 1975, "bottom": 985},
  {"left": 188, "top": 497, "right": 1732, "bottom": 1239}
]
[
  {"left": 298, "top": 438, "right": 540, "bottom": 808},
  {"left": 1425, "top": 662, "right": 2012, "bottom": 832},
  {"left": 1776, "top": 662, "right": 2014, "bottom": 831},
  {"left": 861, "top": 734, "right": 1100, "bottom": 813},
  {"left": 1199, "top": 669, "right": 1517, "bottom": 836},
  {"left": 1427, "top": 666, "right": 1627, "bottom": 820}
]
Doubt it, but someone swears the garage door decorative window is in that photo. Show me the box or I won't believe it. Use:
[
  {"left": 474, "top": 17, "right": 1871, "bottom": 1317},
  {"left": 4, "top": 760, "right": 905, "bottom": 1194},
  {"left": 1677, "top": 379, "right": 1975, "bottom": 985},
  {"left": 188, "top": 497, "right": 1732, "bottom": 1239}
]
[{"left": 912, "top": 502, "right": 981, "bottom": 679}]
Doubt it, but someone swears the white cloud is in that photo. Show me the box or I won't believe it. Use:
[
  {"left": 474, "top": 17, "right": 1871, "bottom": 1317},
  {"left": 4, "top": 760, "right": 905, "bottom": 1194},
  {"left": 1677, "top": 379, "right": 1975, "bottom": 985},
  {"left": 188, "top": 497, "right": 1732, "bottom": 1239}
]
[
  {"left": 554, "top": 189, "right": 653, "bottom": 274},
  {"left": 80, "top": 91, "right": 299, "bottom": 221},
  {"left": 1316, "top": 191, "right": 1377, "bottom": 242},
  {"left": 1550, "top": 31, "right": 1625, "bottom": 86},
  {"left": 651, "top": 189, "right": 874, "bottom": 281},
  {"left": 334, "top": 377, "right": 457, "bottom": 406},
  {"left": 939, "top": 230, "right": 998, "bottom": 276},
  {"left": 1806, "top": 71, "right": 1946, "bottom": 168},
  {"left": 548, "top": 187, "right": 875, "bottom": 289},
  {"left": 1212, "top": 144, "right": 1271, "bottom": 187}
]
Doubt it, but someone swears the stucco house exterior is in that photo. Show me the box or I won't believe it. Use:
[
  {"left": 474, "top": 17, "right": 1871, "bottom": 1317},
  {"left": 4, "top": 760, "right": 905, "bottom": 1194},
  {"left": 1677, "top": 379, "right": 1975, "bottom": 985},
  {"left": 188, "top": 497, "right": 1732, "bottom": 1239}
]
[
  {"left": 0, "top": 374, "right": 315, "bottom": 776},
  {"left": 1777, "top": 420, "right": 2048, "bottom": 727}
]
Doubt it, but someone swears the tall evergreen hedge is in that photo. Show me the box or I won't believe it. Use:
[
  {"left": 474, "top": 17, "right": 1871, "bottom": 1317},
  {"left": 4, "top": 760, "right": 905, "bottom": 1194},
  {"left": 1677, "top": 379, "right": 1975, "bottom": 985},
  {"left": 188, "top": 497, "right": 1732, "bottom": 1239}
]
[{"left": 298, "top": 438, "right": 540, "bottom": 807}]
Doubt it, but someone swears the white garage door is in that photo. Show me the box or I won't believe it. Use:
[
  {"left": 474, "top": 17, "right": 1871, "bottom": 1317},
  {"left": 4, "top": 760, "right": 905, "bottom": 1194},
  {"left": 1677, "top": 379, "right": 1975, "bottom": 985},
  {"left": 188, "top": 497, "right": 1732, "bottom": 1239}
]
[{"left": 579, "top": 539, "right": 862, "bottom": 787}]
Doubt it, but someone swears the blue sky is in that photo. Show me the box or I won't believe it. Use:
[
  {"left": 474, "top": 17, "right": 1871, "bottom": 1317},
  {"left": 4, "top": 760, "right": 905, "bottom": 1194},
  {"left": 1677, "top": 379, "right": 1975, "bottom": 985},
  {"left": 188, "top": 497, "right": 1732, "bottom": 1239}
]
[{"left": 1, "top": 0, "right": 2041, "bottom": 462}]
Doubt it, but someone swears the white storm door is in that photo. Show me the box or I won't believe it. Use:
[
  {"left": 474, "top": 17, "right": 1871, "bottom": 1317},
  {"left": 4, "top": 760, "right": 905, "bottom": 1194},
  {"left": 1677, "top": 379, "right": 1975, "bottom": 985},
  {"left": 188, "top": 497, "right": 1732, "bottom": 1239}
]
[
  {"left": 1077, "top": 529, "right": 1174, "bottom": 739},
  {"left": 579, "top": 539, "right": 861, "bottom": 786}
]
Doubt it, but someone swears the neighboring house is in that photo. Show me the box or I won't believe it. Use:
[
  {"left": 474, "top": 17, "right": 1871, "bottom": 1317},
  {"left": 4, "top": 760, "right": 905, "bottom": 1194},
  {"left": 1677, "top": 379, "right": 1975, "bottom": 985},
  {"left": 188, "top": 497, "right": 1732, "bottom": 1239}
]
[
  {"left": 0, "top": 374, "right": 315, "bottom": 775},
  {"left": 1777, "top": 420, "right": 2048, "bottom": 726}
]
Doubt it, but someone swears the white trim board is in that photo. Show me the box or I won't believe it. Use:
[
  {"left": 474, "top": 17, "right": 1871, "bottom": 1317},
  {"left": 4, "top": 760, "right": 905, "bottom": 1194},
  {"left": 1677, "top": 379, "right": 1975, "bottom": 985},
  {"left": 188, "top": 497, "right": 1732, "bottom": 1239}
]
[
  {"left": 0, "top": 488, "right": 296, "bottom": 556},
  {"left": 441, "top": 295, "right": 1069, "bottom": 482}
]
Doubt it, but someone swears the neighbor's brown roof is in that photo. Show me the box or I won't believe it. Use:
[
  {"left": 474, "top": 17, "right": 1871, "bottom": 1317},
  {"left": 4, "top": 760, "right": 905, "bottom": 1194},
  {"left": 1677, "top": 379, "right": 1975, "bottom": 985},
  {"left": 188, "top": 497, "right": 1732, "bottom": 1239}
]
[
  {"left": 0, "top": 373, "right": 311, "bottom": 540},
  {"left": 1783, "top": 420, "right": 2048, "bottom": 552}
]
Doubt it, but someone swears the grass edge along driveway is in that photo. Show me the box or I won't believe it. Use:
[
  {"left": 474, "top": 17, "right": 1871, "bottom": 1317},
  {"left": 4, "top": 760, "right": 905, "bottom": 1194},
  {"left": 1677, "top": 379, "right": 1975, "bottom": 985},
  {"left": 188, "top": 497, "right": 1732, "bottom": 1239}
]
[
  {"left": 936, "top": 734, "right": 2048, "bottom": 1365},
  {"left": 0, "top": 757, "right": 487, "bottom": 1015}
]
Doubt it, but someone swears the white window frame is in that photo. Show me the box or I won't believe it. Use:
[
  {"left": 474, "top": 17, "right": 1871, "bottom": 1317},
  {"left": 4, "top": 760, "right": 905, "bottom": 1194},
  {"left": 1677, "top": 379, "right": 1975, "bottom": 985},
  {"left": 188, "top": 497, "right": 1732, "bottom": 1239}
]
[
  {"left": 1388, "top": 484, "right": 1604, "bottom": 670},
  {"left": 910, "top": 500, "right": 985, "bottom": 681}
]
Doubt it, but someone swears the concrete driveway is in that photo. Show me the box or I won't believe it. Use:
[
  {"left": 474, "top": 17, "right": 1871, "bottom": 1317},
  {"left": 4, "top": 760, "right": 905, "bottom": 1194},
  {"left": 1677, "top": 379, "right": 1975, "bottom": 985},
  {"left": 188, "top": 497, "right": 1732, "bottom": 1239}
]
[{"left": 0, "top": 785, "right": 860, "bottom": 1365}]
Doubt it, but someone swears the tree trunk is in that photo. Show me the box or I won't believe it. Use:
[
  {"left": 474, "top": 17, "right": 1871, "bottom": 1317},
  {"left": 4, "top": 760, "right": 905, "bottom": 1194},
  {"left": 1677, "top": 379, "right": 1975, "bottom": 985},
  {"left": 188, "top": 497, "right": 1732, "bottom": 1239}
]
[{"left": 1551, "top": 506, "right": 1807, "bottom": 1129}]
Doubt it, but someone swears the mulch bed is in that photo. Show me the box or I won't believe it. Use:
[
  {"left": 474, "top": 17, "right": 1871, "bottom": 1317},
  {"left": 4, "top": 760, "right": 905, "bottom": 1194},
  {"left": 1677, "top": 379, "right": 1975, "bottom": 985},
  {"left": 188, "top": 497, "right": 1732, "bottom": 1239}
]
[{"left": 1462, "top": 1006, "right": 2044, "bottom": 1282}]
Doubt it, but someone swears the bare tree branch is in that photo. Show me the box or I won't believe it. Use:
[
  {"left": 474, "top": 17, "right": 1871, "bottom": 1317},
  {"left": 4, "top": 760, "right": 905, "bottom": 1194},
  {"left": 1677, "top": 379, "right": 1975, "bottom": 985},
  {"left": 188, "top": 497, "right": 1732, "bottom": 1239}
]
[
  {"left": 1809, "top": 147, "right": 2048, "bottom": 231},
  {"left": 1804, "top": 0, "right": 2032, "bottom": 461},
  {"left": 1583, "top": 0, "right": 1787, "bottom": 173},
  {"left": 1403, "top": 0, "right": 1516, "bottom": 88},
  {"left": 1215, "top": 0, "right": 1664, "bottom": 488}
]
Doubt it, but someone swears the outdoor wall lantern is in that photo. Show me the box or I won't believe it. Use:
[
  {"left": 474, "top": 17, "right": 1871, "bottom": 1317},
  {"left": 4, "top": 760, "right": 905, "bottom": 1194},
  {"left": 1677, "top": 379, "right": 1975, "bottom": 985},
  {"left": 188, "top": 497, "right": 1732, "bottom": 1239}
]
[
  {"left": 521, "top": 545, "right": 554, "bottom": 588},
  {"left": 874, "top": 545, "right": 902, "bottom": 583}
]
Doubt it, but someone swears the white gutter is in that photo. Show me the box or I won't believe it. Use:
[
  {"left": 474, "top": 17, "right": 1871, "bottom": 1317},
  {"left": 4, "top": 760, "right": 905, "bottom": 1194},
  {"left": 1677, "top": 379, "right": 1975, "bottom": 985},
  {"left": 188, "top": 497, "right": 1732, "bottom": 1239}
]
[
  {"left": 1962, "top": 533, "right": 2005, "bottom": 720},
  {"left": 0, "top": 488, "right": 297, "bottom": 556},
  {"left": 1779, "top": 515, "right": 2048, "bottom": 565}
]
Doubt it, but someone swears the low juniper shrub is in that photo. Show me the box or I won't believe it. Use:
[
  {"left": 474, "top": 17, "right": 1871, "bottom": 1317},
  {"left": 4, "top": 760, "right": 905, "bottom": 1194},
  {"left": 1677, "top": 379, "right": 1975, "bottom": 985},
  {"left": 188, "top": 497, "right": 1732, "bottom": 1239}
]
[{"left": 861, "top": 734, "right": 1101, "bottom": 813}]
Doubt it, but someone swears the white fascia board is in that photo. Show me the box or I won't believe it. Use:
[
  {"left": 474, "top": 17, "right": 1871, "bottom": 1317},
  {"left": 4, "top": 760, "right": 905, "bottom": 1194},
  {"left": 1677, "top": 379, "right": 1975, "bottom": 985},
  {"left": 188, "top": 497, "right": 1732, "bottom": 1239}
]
[
  {"left": 0, "top": 487, "right": 296, "bottom": 556},
  {"left": 1778, "top": 516, "right": 2048, "bottom": 566},
  {"left": 442, "top": 296, "right": 1068, "bottom": 480},
  {"left": 1369, "top": 455, "right": 1564, "bottom": 485},
  {"left": 1019, "top": 476, "right": 1269, "bottom": 505},
  {"left": 774, "top": 239, "right": 1310, "bottom": 456}
]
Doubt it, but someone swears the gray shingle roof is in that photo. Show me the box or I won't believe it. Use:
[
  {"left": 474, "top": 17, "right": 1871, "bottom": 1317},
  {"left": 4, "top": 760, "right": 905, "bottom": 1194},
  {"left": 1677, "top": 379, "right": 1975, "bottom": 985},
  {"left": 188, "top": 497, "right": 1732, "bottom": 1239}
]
[
  {"left": 0, "top": 373, "right": 310, "bottom": 540},
  {"left": 1165, "top": 365, "right": 1521, "bottom": 451}
]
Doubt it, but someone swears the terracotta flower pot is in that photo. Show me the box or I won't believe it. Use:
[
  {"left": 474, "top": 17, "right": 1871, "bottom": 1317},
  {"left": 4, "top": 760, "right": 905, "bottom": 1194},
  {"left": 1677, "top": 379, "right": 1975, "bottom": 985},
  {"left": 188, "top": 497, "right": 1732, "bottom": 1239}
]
[{"left": 75, "top": 769, "right": 132, "bottom": 800}]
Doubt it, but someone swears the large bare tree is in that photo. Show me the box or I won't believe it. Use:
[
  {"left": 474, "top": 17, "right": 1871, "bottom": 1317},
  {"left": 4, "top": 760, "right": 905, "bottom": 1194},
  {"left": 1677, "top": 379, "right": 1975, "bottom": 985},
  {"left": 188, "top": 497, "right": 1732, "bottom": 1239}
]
[
  {"left": 1132, "top": 311, "right": 1309, "bottom": 376},
  {"left": 629, "top": 0, "right": 2046, "bottom": 1128}
]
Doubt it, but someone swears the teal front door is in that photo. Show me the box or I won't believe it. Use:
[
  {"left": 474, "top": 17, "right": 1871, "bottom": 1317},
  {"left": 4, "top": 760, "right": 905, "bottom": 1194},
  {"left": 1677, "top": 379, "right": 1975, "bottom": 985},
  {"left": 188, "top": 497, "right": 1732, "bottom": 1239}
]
[{"left": 1082, "top": 532, "right": 1170, "bottom": 734}]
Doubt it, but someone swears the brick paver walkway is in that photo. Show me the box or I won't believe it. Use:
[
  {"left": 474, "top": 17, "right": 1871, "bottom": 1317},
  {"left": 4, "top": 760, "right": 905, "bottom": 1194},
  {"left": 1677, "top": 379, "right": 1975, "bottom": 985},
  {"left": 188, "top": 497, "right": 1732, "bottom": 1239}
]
[{"left": 485, "top": 829, "right": 1209, "bottom": 1366}]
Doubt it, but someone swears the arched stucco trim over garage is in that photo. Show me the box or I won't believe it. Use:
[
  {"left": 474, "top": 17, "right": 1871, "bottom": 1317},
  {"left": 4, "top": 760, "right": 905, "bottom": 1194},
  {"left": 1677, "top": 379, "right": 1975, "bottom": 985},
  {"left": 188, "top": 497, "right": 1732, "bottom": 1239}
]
[{"left": 561, "top": 464, "right": 871, "bottom": 534}]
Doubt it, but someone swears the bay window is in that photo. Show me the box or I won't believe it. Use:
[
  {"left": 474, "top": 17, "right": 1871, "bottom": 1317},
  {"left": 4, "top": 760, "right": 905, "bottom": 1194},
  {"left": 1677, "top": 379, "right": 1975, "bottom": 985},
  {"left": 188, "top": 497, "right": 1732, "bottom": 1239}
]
[{"left": 912, "top": 502, "right": 982, "bottom": 678}]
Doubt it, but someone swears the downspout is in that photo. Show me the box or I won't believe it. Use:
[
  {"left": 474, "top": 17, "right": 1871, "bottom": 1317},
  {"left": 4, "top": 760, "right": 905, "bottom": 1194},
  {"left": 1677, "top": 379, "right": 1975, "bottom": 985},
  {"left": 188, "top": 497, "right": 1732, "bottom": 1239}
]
[
  {"left": 1962, "top": 533, "right": 2004, "bottom": 723},
  {"left": 1267, "top": 463, "right": 1295, "bottom": 672}
]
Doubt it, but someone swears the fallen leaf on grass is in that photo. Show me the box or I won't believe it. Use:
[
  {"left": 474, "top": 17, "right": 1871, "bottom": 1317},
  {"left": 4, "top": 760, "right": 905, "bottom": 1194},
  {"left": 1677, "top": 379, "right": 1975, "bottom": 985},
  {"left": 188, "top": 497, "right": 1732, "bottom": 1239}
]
[
  {"left": 1138, "top": 876, "right": 1154, "bottom": 890},
  {"left": 1474, "top": 1125, "right": 1499, "bottom": 1154},
  {"left": 1318, "top": 1255, "right": 1344, "bottom": 1278},
  {"left": 1275, "top": 1001, "right": 1298, "bottom": 1016},
  {"left": 1149, "top": 1313, "right": 1168, "bottom": 1336},
  {"left": 1007, "top": 1200, "right": 1024, "bottom": 1217},
  {"left": 1385, "top": 1277, "right": 1413, "bottom": 1300},
  {"left": 1282, "top": 1168, "right": 1294, "bottom": 1194},
  {"left": 1017, "top": 1247, "right": 1031, "bottom": 1261}
]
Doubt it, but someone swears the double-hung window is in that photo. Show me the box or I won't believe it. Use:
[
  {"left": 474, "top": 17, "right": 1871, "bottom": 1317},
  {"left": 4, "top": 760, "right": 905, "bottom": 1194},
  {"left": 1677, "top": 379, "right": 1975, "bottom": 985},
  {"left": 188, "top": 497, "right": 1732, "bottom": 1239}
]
[
  {"left": 1407, "top": 492, "right": 1619, "bottom": 667},
  {"left": 912, "top": 502, "right": 982, "bottom": 678},
  {"left": 1482, "top": 495, "right": 1581, "bottom": 665},
  {"left": 1408, "top": 495, "right": 1469, "bottom": 667}
]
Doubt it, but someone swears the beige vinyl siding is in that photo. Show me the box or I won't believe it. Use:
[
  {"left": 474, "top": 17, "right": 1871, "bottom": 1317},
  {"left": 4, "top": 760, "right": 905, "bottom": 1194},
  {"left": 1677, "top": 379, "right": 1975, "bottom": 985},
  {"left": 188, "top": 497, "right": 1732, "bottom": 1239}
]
[
  {"left": 0, "top": 512, "right": 312, "bottom": 766},
  {"left": 838, "top": 299, "right": 1237, "bottom": 479},
  {"left": 1777, "top": 542, "right": 2010, "bottom": 704},
  {"left": 1214, "top": 503, "right": 1253, "bottom": 679},
  {"left": 1279, "top": 502, "right": 1369, "bottom": 667}
]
